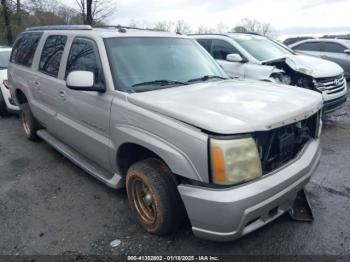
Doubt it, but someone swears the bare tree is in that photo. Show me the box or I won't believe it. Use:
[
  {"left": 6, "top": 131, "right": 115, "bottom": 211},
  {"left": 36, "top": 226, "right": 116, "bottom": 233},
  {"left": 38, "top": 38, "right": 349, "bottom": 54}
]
[
  {"left": 235, "top": 18, "right": 274, "bottom": 36},
  {"left": 174, "top": 20, "right": 191, "bottom": 34},
  {"left": 74, "top": 0, "right": 116, "bottom": 25},
  {"left": 196, "top": 25, "right": 215, "bottom": 34},
  {"left": 1, "top": 0, "right": 13, "bottom": 44},
  {"left": 152, "top": 20, "right": 174, "bottom": 32}
]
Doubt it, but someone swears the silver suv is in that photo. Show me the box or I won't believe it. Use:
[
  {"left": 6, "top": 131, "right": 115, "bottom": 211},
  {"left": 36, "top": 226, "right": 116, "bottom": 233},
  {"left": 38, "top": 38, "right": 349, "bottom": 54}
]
[{"left": 8, "top": 25, "right": 323, "bottom": 241}]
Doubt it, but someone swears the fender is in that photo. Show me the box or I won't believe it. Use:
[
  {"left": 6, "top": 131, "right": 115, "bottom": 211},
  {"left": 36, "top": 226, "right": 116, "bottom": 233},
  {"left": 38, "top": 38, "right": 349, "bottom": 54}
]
[{"left": 111, "top": 124, "right": 206, "bottom": 183}]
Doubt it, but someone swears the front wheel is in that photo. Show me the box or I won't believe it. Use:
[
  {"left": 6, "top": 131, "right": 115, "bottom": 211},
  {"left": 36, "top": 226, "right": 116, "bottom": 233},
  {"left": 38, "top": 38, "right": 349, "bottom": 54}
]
[
  {"left": 0, "top": 90, "right": 8, "bottom": 117},
  {"left": 20, "top": 103, "right": 40, "bottom": 141},
  {"left": 126, "top": 158, "right": 186, "bottom": 235}
]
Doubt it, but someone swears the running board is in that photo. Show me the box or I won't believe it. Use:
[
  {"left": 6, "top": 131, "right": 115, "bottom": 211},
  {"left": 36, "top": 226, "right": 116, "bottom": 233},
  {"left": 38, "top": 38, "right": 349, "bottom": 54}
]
[{"left": 37, "top": 130, "right": 123, "bottom": 189}]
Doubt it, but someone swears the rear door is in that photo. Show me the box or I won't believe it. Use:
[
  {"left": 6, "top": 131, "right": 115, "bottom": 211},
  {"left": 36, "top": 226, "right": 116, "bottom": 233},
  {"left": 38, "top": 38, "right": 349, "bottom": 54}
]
[
  {"left": 292, "top": 41, "right": 322, "bottom": 57},
  {"left": 35, "top": 34, "right": 68, "bottom": 132},
  {"left": 210, "top": 39, "right": 245, "bottom": 78},
  {"left": 320, "top": 42, "right": 350, "bottom": 74},
  {"left": 54, "top": 37, "right": 112, "bottom": 170}
]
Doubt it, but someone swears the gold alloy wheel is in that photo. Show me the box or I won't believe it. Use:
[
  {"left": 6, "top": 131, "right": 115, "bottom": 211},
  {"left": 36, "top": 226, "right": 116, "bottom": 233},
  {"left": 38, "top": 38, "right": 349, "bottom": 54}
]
[
  {"left": 129, "top": 177, "right": 157, "bottom": 225},
  {"left": 21, "top": 110, "right": 31, "bottom": 136}
]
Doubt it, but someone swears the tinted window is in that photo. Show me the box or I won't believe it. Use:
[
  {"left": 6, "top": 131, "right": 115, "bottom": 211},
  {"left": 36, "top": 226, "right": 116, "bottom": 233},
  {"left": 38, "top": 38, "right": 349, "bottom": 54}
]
[
  {"left": 322, "top": 42, "right": 346, "bottom": 53},
  {"left": 39, "top": 35, "right": 67, "bottom": 77},
  {"left": 0, "top": 51, "right": 11, "bottom": 68},
  {"left": 211, "top": 40, "right": 238, "bottom": 60},
  {"left": 294, "top": 42, "right": 321, "bottom": 52},
  {"left": 196, "top": 39, "right": 211, "bottom": 52},
  {"left": 66, "top": 38, "right": 104, "bottom": 85},
  {"left": 10, "top": 33, "right": 42, "bottom": 67}
]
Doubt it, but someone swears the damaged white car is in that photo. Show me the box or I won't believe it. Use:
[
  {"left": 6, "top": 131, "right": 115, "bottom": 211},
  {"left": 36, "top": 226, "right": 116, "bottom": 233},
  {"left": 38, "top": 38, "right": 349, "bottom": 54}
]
[{"left": 192, "top": 33, "right": 347, "bottom": 113}]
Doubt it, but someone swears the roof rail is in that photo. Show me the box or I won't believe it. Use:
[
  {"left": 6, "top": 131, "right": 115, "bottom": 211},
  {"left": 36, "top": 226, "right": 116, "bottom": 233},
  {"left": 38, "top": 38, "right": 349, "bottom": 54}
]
[
  {"left": 94, "top": 25, "right": 166, "bottom": 33},
  {"left": 26, "top": 25, "right": 93, "bottom": 31}
]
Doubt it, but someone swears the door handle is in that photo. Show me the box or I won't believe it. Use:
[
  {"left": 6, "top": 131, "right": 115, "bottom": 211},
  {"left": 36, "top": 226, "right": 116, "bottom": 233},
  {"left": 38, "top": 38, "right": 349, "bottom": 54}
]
[
  {"left": 33, "top": 81, "right": 40, "bottom": 86},
  {"left": 59, "top": 90, "right": 66, "bottom": 98}
]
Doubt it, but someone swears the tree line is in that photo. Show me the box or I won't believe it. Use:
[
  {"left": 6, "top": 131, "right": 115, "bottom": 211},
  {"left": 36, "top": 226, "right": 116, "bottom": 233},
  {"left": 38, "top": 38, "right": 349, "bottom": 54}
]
[{"left": 0, "top": 0, "right": 116, "bottom": 45}]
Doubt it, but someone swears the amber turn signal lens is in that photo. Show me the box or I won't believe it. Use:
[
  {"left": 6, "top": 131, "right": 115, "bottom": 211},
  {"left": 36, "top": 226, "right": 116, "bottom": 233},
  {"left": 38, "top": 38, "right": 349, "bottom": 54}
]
[{"left": 211, "top": 146, "right": 226, "bottom": 183}]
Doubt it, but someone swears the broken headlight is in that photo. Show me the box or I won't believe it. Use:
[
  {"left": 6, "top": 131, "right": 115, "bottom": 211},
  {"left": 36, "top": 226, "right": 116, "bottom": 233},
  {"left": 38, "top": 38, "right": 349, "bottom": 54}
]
[{"left": 209, "top": 137, "right": 262, "bottom": 185}]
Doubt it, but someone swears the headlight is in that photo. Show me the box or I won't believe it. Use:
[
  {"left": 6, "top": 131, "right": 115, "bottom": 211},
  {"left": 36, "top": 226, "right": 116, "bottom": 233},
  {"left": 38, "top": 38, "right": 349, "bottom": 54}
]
[{"left": 210, "top": 137, "right": 262, "bottom": 185}]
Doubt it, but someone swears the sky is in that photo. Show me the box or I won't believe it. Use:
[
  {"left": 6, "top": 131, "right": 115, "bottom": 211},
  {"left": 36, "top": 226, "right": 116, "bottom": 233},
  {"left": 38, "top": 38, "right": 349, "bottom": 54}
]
[{"left": 63, "top": 0, "right": 350, "bottom": 38}]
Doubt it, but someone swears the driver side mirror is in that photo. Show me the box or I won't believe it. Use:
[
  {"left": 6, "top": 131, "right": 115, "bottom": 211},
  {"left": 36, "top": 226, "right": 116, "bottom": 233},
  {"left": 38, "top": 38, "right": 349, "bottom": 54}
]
[
  {"left": 226, "top": 53, "right": 244, "bottom": 63},
  {"left": 66, "top": 71, "right": 105, "bottom": 92},
  {"left": 344, "top": 49, "right": 350, "bottom": 55}
]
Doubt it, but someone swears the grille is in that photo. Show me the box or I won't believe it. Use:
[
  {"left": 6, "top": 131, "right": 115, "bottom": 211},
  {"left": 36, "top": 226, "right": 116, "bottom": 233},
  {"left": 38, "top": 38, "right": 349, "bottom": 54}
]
[
  {"left": 254, "top": 112, "right": 319, "bottom": 175},
  {"left": 315, "top": 74, "right": 346, "bottom": 95}
]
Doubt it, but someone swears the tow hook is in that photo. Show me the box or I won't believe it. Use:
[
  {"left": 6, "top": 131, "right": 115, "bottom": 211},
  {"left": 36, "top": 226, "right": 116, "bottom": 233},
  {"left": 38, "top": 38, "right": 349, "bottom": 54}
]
[{"left": 289, "top": 189, "right": 314, "bottom": 222}]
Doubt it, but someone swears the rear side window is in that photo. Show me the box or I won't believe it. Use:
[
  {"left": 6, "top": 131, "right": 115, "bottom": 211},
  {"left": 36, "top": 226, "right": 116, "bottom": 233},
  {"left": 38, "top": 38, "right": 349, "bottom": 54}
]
[
  {"left": 322, "top": 42, "right": 346, "bottom": 53},
  {"left": 294, "top": 42, "right": 321, "bottom": 52},
  {"left": 196, "top": 39, "right": 211, "bottom": 52},
  {"left": 10, "top": 32, "right": 42, "bottom": 67},
  {"left": 66, "top": 38, "right": 104, "bottom": 85},
  {"left": 39, "top": 35, "right": 67, "bottom": 77},
  {"left": 211, "top": 39, "right": 239, "bottom": 60}
]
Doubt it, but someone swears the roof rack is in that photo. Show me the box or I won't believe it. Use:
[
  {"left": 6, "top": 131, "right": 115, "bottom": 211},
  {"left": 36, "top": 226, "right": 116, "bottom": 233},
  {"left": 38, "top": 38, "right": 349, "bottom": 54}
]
[
  {"left": 94, "top": 25, "right": 166, "bottom": 33},
  {"left": 26, "top": 25, "right": 93, "bottom": 31}
]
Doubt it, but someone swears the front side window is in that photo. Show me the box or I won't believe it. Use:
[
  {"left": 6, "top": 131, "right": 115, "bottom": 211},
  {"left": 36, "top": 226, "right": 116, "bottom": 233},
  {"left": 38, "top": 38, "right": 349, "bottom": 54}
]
[
  {"left": 233, "top": 35, "right": 290, "bottom": 61},
  {"left": 105, "top": 37, "right": 226, "bottom": 92},
  {"left": 39, "top": 35, "right": 67, "bottom": 77},
  {"left": 10, "top": 32, "right": 42, "bottom": 67},
  {"left": 322, "top": 42, "right": 346, "bottom": 53},
  {"left": 0, "top": 51, "right": 11, "bottom": 69},
  {"left": 211, "top": 39, "right": 238, "bottom": 60},
  {"left": 66, "top": 38, "right": 104, "bottom": 86},
  {"left": 294, "top": 42, "right": 321, "bottom": 52}
]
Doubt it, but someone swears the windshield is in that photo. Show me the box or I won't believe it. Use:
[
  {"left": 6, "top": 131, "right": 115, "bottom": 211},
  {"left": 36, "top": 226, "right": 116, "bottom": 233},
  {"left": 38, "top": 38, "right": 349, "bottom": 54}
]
[
  {"left": 233, "top": 35, "right": 292, "bottom": 61},
  {"left": 105, "top": 37, "right": 226, "bottom": 92},
  {"left": 0, "top": 50, "right": 11, "bottom": 68}
]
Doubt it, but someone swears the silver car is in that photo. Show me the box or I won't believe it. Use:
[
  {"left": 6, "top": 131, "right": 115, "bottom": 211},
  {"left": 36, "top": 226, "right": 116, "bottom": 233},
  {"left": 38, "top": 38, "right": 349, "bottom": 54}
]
[
  {"left": 290, "top": 39, "right": 350, "bottom": 79},
  {"left": 8, "top": 25, "right": 323, "bottom": 241}
]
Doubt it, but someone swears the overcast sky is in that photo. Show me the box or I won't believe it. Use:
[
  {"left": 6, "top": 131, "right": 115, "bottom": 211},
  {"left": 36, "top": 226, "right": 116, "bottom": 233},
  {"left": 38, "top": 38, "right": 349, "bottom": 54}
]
[{"left": 64, "top": 0, "right": 350, "bottom": 37}]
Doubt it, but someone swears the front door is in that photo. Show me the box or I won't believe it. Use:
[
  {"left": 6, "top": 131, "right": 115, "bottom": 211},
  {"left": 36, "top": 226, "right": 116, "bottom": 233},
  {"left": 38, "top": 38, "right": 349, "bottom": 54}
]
[{"left": 55, "top": 37, "right": 113, "bottom": 171}]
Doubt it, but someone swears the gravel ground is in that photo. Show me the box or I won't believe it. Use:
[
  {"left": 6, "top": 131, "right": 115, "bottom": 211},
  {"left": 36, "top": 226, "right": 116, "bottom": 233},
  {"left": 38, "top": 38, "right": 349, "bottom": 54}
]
[{"left": 0, "top": 87, "right": 350, "bottom": 257}]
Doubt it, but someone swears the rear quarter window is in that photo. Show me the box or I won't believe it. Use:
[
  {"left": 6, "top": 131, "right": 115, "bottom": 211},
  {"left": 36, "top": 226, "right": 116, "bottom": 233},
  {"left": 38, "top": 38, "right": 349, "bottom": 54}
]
[{"left": 10, "top": 32, "right": 43, "bottom": 67}]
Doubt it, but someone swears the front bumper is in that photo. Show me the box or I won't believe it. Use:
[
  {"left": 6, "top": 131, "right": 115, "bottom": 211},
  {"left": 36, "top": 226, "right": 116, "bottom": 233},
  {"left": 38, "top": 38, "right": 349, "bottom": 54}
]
[
  {"left": 323, "top": 95, "right": 347, "bottom": 114},
  {"left": 0, "top": 84, "right": 19, "bottom": 112},
  {"left": 178, "top": 139, "right": 321, "bottom": 242}
]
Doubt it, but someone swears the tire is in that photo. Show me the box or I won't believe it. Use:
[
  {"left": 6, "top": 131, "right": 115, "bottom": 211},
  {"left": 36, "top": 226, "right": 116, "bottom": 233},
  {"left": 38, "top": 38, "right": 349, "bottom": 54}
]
[
  {"left": 20, "top": 103, "right": 40, "bottom": 141},
  {"left": 0, "top": 90, "right": 8, "bottom": 117},
  {"left": 126, "top": 158, "right": 186, "bottom": 235}
]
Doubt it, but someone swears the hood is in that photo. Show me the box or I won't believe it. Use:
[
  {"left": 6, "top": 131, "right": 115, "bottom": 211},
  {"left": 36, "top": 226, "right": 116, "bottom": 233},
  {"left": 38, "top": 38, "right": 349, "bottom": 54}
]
[
  {"left": 263, "top": 54, "right": 344, "bottom": 78},
  {"left": 127, "top": 79, "right": 323, "bottom": 134}
]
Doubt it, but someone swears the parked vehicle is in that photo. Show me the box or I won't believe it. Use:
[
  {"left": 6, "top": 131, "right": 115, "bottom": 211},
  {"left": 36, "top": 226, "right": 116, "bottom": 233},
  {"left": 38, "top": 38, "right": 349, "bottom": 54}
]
[
  {"left": 0, "top": 46, "right": 19, "bottom": 117},
  {"left": 289, "top": 39, "right": 350, "bottom": 79},
  {"left": 283, "top": 36, "right": 314, "bottom": 46},
  {"left": 191, "top": 33, "right": 347, "bottom": 113},
  {"left": 8, "top": 25, "right": 323, "bottom": 241}
]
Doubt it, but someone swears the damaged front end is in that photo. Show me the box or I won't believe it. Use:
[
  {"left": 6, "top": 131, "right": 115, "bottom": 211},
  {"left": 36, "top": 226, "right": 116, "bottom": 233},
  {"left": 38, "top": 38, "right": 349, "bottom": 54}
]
[
  {"left": 254, "top": 111, "right": 320, "bottom": 175},
  {"left": 262, "top": 57, "right": 318, "bottom": 91}
]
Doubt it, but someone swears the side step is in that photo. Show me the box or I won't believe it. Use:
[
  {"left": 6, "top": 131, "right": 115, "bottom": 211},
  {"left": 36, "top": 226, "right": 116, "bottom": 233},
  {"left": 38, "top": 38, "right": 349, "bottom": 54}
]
[{"left": 37, "top": 130, "right": 123, "bottom": 189}]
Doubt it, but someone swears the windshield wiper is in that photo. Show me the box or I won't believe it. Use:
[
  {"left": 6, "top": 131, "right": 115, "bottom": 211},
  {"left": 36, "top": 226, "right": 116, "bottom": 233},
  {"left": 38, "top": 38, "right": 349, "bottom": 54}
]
[
  {"left": 132, "top": 80, "right": 188, "bottom": 87},
  {"left": 187, "top": 75, "right": 228, "bottom": 83}
]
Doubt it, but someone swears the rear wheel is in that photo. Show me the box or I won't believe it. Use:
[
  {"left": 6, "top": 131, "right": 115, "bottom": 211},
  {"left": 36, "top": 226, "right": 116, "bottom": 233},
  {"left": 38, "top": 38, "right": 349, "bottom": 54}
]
[
  {"left": 20, "top": 103, "right": 40, "bottom": 141},
  {"left": 126, "top": 158, "right": 186, "bottom": 235},
  {"left": 0, "top": 90, "right": 8, "bottom": 117}
]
